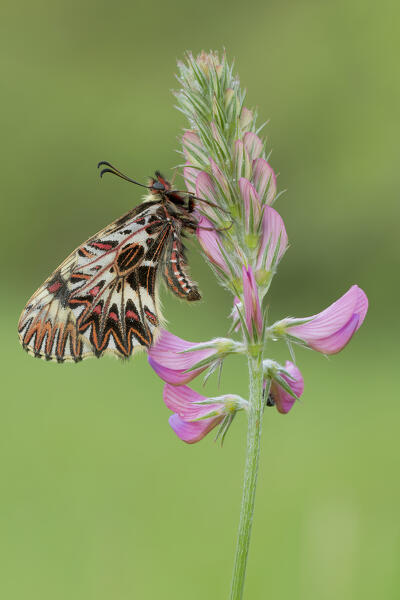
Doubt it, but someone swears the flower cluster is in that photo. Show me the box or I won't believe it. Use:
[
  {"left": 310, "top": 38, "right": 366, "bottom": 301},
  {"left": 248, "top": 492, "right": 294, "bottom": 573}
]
[{"left": 148, "top": 51, "right": 368, "bottom": 443}]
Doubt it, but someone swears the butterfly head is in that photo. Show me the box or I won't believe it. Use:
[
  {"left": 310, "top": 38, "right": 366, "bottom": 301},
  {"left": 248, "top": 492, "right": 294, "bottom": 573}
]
[{"left": 149, "top": 171, "right": 171, "bottom": 194}]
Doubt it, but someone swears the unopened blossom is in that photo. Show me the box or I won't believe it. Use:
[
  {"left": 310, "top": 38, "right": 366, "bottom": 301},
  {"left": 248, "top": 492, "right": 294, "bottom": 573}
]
[
  {"left": 239, "top": 178, "right": 262, "bottom": 238},
  {"left": 252, "top": 158, "right": 277, "bottom": 205},
  {"left": 239, "top": 107, "right": 254, "bottom": 131},
  {"left": 255, "top": 206, "right": 288, "bottom": 286},
  {"left": 243, "top": 132, "right": 263, "bottom": 160},
  {"left": 234, "top": 139, "right": 252, "bottom": 181},
  {"left": 242, "top": 266, "right": 263, "bottom": 337},
  {"left": 164, "top": 383, "right": 247, "bottom": 444},
  {"left": 148, "top": 329, "right": 244, "bottom": 385},
  {"left": 264, "top": 361, "right": 304, "bottom": 414},
  {"left": 271, "top": 285, "right": 368, "bottom": 354},
  {"left": 195, "top": 171, "right": 224, "bottom": 221},
  {"left": 196, "top": 214, "right": 230, "bottom": 275}
]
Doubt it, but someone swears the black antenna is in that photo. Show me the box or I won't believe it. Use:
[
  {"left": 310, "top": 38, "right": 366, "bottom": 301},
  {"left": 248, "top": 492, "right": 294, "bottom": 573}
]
[{"left": 97, "top": 161, "right": 151, "bottom": 189}]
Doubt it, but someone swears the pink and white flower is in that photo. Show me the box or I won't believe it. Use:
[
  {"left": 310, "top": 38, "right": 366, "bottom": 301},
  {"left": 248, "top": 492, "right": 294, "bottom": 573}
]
[
  {"left": 148, "top": 329, "right": 244, "bottom": 385},
  {"left": 273, "top": 285, "right": 368, "bottom": 354}
]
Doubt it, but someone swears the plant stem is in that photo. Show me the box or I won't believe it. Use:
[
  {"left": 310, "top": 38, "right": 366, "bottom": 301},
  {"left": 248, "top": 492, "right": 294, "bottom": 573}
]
[{"left": 230, "top": 353, "right": 267, "bottom": 600}]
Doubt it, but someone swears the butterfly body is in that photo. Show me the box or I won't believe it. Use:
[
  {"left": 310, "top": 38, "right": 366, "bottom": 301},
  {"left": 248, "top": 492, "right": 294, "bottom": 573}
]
[{"left": 18, "top": 172, "right": 201, "bottom": 363}]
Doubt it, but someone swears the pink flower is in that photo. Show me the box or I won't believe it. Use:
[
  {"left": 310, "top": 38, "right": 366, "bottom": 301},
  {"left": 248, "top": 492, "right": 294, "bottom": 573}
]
[
  {"left": 242, "top": 266, "right": 263, "bottom": 337},
  {"left": 282, "top": 285, "right": 368, "bottom": 354},
  {"left": 148, "top": 330, "right": 243, "bottom": 385},
  {"left": 164, "top": 384, "right": 247, "bottom": 444},
  {"left": 266, "top": 361, "right": 304, "bottom": 414}
]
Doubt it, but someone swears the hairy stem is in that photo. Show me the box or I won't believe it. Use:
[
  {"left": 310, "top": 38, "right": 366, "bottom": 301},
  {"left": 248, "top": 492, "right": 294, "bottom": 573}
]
[{"left": 230, "top": 353, "right": 267, "bottom": 600}]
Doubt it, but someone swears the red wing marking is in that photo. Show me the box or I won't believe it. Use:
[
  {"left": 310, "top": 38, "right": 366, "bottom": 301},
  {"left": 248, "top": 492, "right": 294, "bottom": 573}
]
[{"left": 47, "top": 282, "right": 62, "bottom": 294}]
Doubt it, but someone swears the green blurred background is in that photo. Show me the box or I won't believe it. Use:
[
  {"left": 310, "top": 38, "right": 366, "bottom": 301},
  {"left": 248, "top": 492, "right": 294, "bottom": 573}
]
[{"left": 1, "top": 1, "right": 399, "bottom": 598}]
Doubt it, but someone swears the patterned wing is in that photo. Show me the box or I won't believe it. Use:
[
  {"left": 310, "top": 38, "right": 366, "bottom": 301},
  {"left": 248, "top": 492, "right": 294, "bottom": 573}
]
[{"left": 18, "top": 202, "right": 171, "bottom": 362}]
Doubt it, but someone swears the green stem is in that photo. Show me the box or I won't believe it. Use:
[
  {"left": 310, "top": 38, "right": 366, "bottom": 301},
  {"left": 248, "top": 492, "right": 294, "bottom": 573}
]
[{"left": 230, "top": 353, "right": 267, "bottom": 600}]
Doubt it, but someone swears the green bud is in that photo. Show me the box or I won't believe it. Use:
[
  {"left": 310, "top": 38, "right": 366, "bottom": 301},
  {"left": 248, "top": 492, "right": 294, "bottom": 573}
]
[{"left": 255, "top": 269, "right": 271, "bottom": 287}]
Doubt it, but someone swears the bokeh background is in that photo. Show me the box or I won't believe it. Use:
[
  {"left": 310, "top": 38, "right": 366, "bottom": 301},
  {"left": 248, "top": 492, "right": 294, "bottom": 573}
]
[{"left": 1, "top": 1, "right": 399, "bottom": 598}]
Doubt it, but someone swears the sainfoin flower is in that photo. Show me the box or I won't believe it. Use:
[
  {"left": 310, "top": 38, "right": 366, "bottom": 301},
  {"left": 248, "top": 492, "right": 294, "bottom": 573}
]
[
  {"left": 148, "top": 329, "right": 244, "bottom": 385},
  {"left": 164, "top": 384, "right": 247, "bottom": 444},
  {"left": 272, "top": 285, "right": 368, "bottom": 354}
]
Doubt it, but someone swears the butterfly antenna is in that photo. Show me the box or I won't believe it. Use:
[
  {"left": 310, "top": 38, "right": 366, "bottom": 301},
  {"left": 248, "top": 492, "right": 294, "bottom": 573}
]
[{"left": 97, "top": 161, "right": 151, "bottom": 189}]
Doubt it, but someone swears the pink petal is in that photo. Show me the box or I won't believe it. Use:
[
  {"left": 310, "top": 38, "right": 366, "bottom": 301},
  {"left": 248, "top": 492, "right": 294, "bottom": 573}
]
[
  {"left": 163, "top": 384, "right": 221, "bottom": 420},
  {"left": 354, "top": 287, "right": 369, "bottom": 332},
  {"left": 243, "top": 132, "right": 263, "bottom": 160},
  {"left": 256, "top": 206, "right": 288, "bottom": 271},
  {"left": 148, "top": 357, "right": 205, "bottom": 385},
  {"left": 252, "top": 159, "right": 277, "bottom": 205},
  {"left": 287, "top": 286, "right": 368, "bottom": 355},
  {"left": 305, "top": 314, "right": 360, "bottom": 354},
  {"left": 196, "top": 215, "right": 229, "bottom": 274},
  {"left": 148, "top": 329, "right": 215, "bottom": 370},
  {"left": 169, "top": 414, "right": 223, "bottom": 444},
  {"left": 239, "top": 178, "right": 262, "bottom": 230},
  {"left": 288, "top": 286, "right": 366, "bottom": 341}
]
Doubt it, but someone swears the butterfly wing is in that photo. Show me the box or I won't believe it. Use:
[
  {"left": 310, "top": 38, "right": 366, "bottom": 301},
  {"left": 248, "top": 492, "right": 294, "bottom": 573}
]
[{"left": 18, "top": 201, "right": 171, "bottom": 362}]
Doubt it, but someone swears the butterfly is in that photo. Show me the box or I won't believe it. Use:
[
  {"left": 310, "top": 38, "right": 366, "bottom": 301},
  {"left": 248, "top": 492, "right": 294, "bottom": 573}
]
[{"left": 18, "top": 162, "right": 214, "bottom": 363}]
